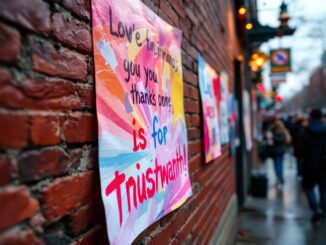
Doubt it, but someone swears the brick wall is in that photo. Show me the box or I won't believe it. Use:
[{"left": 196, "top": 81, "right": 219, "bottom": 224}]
[{"left": 0, "top": 0, "right": 240, "bottom": 244}]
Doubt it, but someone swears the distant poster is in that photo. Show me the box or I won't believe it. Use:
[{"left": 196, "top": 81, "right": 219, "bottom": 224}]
[
  {"left": 229, "top": 93, "right": 236, "bottom": 156},
  {"left": 270, "top": 73, "right": 286, "bottom": 85},
  {"left": 243, "top": 90, "right": 252, "bottom": 151},
  {"left": 92, "top": 0, "right": 192, "bottom": 244},
  {"left": 220, "top": 71, "right": 229, "bottom": 144},
  {"left": 198, "top": 55, "right": 221, "bottom": 163},
  {"left": 251, "top": 89, "right": 258, "bottom": 139}
]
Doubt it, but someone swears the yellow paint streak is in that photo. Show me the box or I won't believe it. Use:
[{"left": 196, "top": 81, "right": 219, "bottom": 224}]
[{"left": 128, "top": 28, "right": 147, "bottom": 61}]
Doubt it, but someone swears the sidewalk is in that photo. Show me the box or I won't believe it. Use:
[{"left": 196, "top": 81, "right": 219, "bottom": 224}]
[{"left": 236, "top": 154, "right": 326, "bottom": 245}]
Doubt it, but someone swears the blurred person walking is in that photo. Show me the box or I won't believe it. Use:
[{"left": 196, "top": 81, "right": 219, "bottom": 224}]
[
  {"left": 294, "top": 116, "right": 309, "bottom": 178},
  {"left": 299, "top": 109, "right": 326, "bottom": 224},
  {"left": 270, "top": 120, "right": 292, "bottom": 187}
]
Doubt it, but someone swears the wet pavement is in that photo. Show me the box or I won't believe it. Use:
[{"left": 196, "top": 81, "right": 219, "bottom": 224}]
[{"left": 236, "top": 154, "right": 326, "bottom": 245}]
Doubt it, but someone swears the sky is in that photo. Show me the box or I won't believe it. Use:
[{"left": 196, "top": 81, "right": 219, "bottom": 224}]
[{"left": 257, "top": 0, "right": 326, "bottom": 99}]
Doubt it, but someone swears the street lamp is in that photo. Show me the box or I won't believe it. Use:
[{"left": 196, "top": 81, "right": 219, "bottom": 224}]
[
  {"left": 238, "top": 6, "right": 247, "bottom": 16},
  {"left": 248, "top": 51, "right": 268, "bottom": 72},
  {"left": 279, "top": 1, "right": 290, "bottom": 29},
  {"left": 246, "top": 1, "right": 295, "bottom": 46}
]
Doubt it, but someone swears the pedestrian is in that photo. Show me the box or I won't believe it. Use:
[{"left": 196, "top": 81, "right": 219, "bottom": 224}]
[
  {"left": 299, "top": 108, "right": 326, "bottom": 224},
  {"left": 293, "top": 116, "right": 308, "bottom": 177},
  {"left": 270, "top": 120, "right": 291, "bottom": 187}
]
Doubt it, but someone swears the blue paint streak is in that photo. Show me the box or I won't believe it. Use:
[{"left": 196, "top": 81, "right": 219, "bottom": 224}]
[
  {"left": 97, "top": 39, "right": 118, "bottom": 70},
  {"left": 100, "top": 151, "right": 149, "bottom": 170},
  {"left": 138, "top": 199, "right": 150, "bottom": 217}
]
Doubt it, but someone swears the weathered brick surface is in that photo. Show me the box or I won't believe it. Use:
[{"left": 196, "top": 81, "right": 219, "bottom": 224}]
[
  {"left": 31, "top": 114, "right": 60, "bottom": 145},
  {"left": 0, "top": 187, "right": 39, "bottom": 231},
  {"left": 52, "top": 12, "right": 92, "bottom": 54},
  {"left": 0, "top": 228, "right": 42, "bottom": 245},
  {"left": 0, "top": 156, "right": 14, "bottom": 186},
  {"left": 0, "top": 77, "right": 94, "bottom": 110},
  {"left": 0, "top": 114, "right": 29, "bottom": 149},
  {"left": 43, "top": 171, "right": 100, "bottom": 220},
  {"left": 59, "top": 0, "right": 91, "bottom": 20},
  {"left": 18, "top": 146, "right": 69, "bottom": 182},
  {"left": 0, "top": 22, "right": 20, "bottom": 63},
  {"left": 61, "top": 113, "right": 97, "bottom": 143},
  {"left": 0, "top": 0, "right": 50, "bottom": 34},
  {"left": 0, "top": 0, "right": 240, "bottom": 243},
  {"left": 31, "top": 40, "right": 88, "bottom": 81},
  {"left": 69, "top": 200, "right": 104, "bottom": 236}
]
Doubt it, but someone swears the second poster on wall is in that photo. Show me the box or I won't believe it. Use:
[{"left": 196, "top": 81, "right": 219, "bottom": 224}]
[{"left": 198, "top": 55, "right": 221, "bottom": 163}]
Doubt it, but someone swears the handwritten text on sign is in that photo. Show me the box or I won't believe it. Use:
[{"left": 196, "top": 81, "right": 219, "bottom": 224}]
[{"left": 92, "top": 0, "right": 192, "bottom": 244}]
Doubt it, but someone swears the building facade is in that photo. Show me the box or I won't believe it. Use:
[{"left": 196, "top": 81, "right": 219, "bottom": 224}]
[{"left": 0, "top": 0, "right": 249, "bottom": 244}]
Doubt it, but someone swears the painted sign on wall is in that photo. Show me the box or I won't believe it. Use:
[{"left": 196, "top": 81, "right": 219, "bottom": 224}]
[
  {"left": 243, "top": 90, "right": 253, "bottom": 151},
  {"left": 229, "top": 93, "right": 237, "bottom": 156},
  {"left": 220, "top": 71, "right": 230, "bottom": 145},
  {"left": 198, "top": 55, "right": 221, "bottom": 163},
  {"left": 92, "top": 0, "right": 192, "bottom": 243}
]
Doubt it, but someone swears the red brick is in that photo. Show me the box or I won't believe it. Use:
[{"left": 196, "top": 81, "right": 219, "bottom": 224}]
[
  {"left": 188, "top": 140, "right": 203, "bottom": 156},
  {"left": 52, "top": 12, "right": 92, "bottom": 54},
  {"left": 0, "top": 22, "right": 20, "bottom": 63},
  {"left": 0, "top": 67, "right": 11, "bottom": 84},
  {"left": 168, "top": 238, "right": 179, "bottom": 245},
  {"left": 182, "top": 52, "right": 193, "bottom": 69},
  {"left": 188, "top": 153, "right": 202, "bottom": 172},
  {"left": 185, "top": 99, "right": 200, "bottom": 113},
  {"left": 188, "top": 46, "right": 199, "bottom": 60},
  {"left": 190, "top": 87, "right": 200, "bottom": 101},
  {"left": 31, "top": 114, "right": 60, "bottom": 145},
  {"left": 184, "top": 70, "right": 198, "bottom": 86},
  {"left": 0, "top": 186, "right": 39, "bottom": 231},
  {"left": 185, "top": 7, "right": 199, "bottom": 26},
  {"left": 179, "top": 21, "right": 190, "bottom": 39},
  {"left": 0, "top": 0, "right": 50, "bottom": 34},
  {"left": 0, "top": 77, "right": 93, "bottom": 111},
  {"left": 59, "top": 0, "right": 91, "bottom": 20},
  {"left": 71, "top": 225, "right": 108, "bottom": 245},
  {"left": 43, "top": 171, "right": 100, "bottom": 220},
  {"left": 61, "top": 113, "right": 97, "bottom": 143},
  {"left": 0, "top": 114, "right": 29, "bottom": 149},
  {"left": 69, "top": 146, "right": 98, "bottom": 171},
  {"left": 160, "top": 1, "right": 179, "bottom": 26},
  {"left": 0, "top": 228, "right": 41, "bottom": 245},
  {"left": 0, "top": 155, "right": 14, "bottom": 186},
  {"left": 188, "top": 128, "right": 201, "bottom": 140},
  {"left": 77, "top": 84, "right": 95, "bottom": 109},
  {"left": 18, "top": 146, "right": 69, "bottom": 182},
  {"left": 70, "top": 200, "right": 104, "bottom": 236},
  {"left": 23, "top": 78, "right": 92, "bottom": 110},
  {"left": 185, "top": 114, "right": 191, "bottom": 127},
  {"left": 31, "top": 40, "right": 87, "bottom": 81},
  {"left": 169, "top": 0, "right": 186, "bottom": 19},
  {"left": 191, "top": 114, "right": 201, "bottom": 127},
  {"left": 184, "top": 83, "right": 192, "bottom": 98}
]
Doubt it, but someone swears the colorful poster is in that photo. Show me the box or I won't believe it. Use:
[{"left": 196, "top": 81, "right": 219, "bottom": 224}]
[
  {"left": 220, "top": 71, "right": 229, "bottom": 145},
  {"left": 243, "top": 90, "right": 253, "bottom": 151},
  {"left": 229, "top": 93, "right": 236, "bottom": 156},
  {"left": 198, "top": 55, "right": 221, "bottom": 163},
  {"left": 92, "top": 0, "right": 192, "bottom": 244}
]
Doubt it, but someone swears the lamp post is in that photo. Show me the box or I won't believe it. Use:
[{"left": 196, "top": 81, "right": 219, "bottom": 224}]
[
  {"left": 245, "top": 1, "right": 295, "bottom": 48},
  {"left": 279, "top": 1, "right": 290, "bottom": 29}
]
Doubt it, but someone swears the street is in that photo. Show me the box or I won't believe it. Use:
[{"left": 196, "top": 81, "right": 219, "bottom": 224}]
[{"left": 237, "top": 154, "right": 326, "bottom": 245}]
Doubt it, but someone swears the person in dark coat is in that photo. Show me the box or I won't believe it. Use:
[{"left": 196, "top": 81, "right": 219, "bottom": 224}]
[
  {"left": 294, "top": 117, "right": 308, "bottom": 177},
  {"left": 300, "top": 108, "right": 326, "bottom": 223}
]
